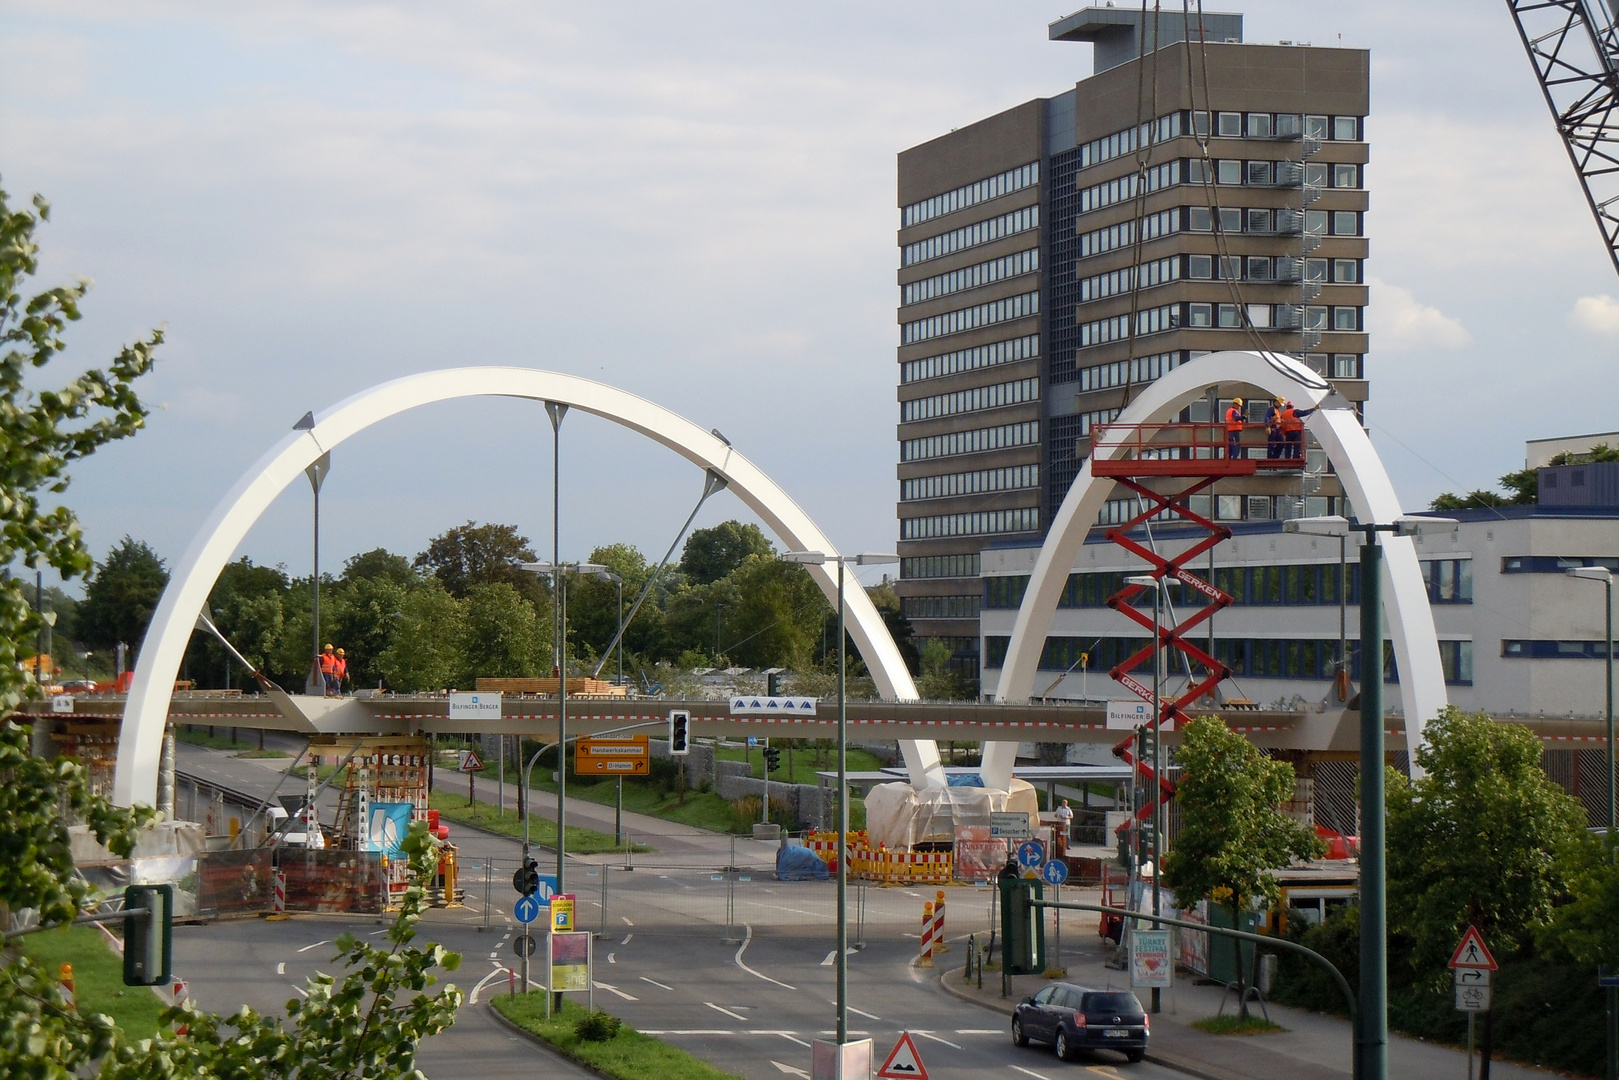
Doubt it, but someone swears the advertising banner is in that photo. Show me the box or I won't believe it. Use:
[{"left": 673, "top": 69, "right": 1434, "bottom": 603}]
[
  {"left": 550, "top": 930, "right": 591, "bottom": 992},
  {"left": 1131, "top": 927, "right": 1172, "bottom": 987}
]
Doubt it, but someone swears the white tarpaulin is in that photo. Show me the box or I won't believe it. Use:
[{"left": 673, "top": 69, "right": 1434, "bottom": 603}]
[{"left": 864, "top": 779, "right": 1040, "bottom": 849}]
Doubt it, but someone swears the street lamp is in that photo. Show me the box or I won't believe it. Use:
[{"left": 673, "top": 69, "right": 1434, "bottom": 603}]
[
  {"left": 1567, "top": 566, "right": 1615, "bottom": 838},
  {"left": 1125, "top": 573, "right": 1164, "bottom": 1016},
  {"left": 1284, "top": 512, "right": 1455, "bottom": 1080},
  {"left": 596, "top": 571, "right": 625, "bottom": 686},
  {"left": 781, "top": 549, "right": 898, "bottom": 1052}
]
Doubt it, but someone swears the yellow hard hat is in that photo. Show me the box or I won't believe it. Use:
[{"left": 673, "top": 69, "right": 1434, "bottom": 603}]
[
  {"left": 324, "top": 643, "right": 334, "bottom": 650},
  {"left": 337, "top": 648, "right": 345, "bottom": 656},
  {"left": 1233, "top": 397, "right": 1244, "bottom": 404}
]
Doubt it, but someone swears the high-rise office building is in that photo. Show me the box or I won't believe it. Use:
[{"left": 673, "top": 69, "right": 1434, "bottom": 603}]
[{"left": 894, "top": 8, "right": 1369, "bottom": 678}]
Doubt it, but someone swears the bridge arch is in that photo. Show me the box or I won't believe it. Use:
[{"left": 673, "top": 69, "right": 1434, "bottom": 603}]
[
  {"left": 115, "top": 367, "right": 945, "bottom": 806},
  {"left": 981, "top": 350, "right": 1447, "bottom": 789}
]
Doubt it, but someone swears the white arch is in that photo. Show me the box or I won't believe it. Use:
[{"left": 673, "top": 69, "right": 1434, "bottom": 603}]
[
  {"left": 115, "top": 368, "right": 945, "bottom": 807},
  {"left": 982, "top": 350, "right": 1447, "bottom": 789}
]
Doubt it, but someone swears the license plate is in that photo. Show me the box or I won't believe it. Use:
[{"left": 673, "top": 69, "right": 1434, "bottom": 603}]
[{"left": 1103, "top": 1028, "right": 1130, "bottom": 1038}]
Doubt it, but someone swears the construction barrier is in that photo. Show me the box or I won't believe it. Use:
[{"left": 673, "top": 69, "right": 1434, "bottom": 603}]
[
  {"left": 918, "top": 902, "right": 935, "bottom": 967},
  {"left": 932, "top": 889, "right": 948, "bottom": 953},
  {"left": 273, "top": 870, "right": 286, "bottom": 914},
  {"left": 805, "top": 832, "right": 953, "bottom": 884}
]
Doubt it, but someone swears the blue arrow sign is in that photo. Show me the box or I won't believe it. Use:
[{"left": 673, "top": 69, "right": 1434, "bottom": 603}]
[
  {"left": 514, "top": 895, "right": 540, "bottom": 924},
  {"left": 1017, "top": 840, "right": 1046, "bottom": 869},
  {"left": 1041, "top": 858, "right": 1069, "bottom": 886}
]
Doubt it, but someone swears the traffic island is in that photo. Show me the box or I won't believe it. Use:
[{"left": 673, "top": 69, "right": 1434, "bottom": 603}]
[{"left": 490, "top": 995, "right": 746, "bottom": 1080}]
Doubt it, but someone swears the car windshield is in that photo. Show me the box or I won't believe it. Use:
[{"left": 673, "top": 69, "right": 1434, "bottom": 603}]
[{"left": 1083, "top": 992, "right": 1142, "bottom": 1014}]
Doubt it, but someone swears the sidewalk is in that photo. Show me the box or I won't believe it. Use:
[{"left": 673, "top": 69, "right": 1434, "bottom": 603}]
[{"left": 936, "top": 906, "right": 1572, "bottom": 1080}]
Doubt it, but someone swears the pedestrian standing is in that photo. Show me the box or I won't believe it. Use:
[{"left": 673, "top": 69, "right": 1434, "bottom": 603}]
[
  {"left": 1224, "top": 397, "right": 1246, "bottom": 460},
  {"left": 1265, "top": 397, "right": 1285, "bottom": 459},
  {"left": 1054, "top": 798, "right": 1075, "bottom": 856},
  {"left": 333, "top": 648, "right": 348, "bottom": 696},
  {"left": 319, "top": 644, "right": 337, "bottom": 697}
]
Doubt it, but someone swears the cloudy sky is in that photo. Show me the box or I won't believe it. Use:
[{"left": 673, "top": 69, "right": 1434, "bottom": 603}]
[{"left": 2, "top": 1, "right": 1614, "bottom": 593}]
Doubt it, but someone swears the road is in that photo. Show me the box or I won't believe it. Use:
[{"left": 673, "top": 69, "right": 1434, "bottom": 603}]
[{"left": 172, "top": 741, "right": 1192, "bottom": 1080}]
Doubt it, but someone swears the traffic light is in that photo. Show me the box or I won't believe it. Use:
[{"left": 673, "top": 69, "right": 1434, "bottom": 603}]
[
  {"left": 762, "top": 746, "right": 781, "bottom": 773},
  {"left": 767, "top": 671, "right": 783, "bottom": 696},
  {"left": 123, "top": 884, "right": 172, "bottom": 987},
  {"left": 513, "top": 858, "right": 540, "bottom": 897},
  {"left": 669, "top": 710, "right": 690, "bottom": 756}
]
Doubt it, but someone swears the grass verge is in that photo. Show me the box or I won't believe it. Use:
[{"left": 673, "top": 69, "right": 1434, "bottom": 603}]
[
  {"left": 19, "top": 925, "right": 168, "bottom": 1041},
  {"left": 428, "top": 791, "right": 651, "bottom": 854},
  {"left": 1190, "top": 1014, "right": 1288, "bottom": 1035},
  {"left": 174, "top": 726, "right": 256, "bottom": 752},
  {"left": 494, "top": 995, "right": 746, "bottom": 1080}
]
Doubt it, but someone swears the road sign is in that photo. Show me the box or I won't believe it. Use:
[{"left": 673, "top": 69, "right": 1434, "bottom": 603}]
[
  {"left": 1041, "top": 858, "right": 1069, "bottom": 886},
  {"left": 514, "top": 895, "right": 541, "bottom": 924},
  {"left": 1600, "top": 966, "right": 1619, "bottom": 988},
  {"left": 447, "top": 691, "right": 502, "bottom": 721},
  {"left": 1131, "top": 928, "right": 1172, "bottom": 988},
  {"left": 1448, "top": 926, "right": 1499, "bottom": 971},
  {"left": 512, "top": 932, "right": 536, "bottom": 957},
  {"left": 876, "top": 1031, "right": 929, "bottom": 1079},
  {"left": 457, "top": 748, "right": 485, "bottom": 773},
  {"left": 747, "top": 736, "right": 759, "bottom": 747},
  {"left": 51, "top": 694, "right": 74, "bottom": 713},
  {"left": 551, "top": 893, "right": 576, "bottom": 932},
  {"left": 575, "top": 736, "right": 650, "bottom": 776},
  {"left": 989, "top": 812, "right": 1032, "bottom": 840},
  {"left": 1016, "top": 840, "right": 1046, "bottom": 869},
  {"left": 1454, "top": 971, "right": 1491, "bottom": 1012},
  {"left": 730, "top": 695, "right": 817, "bottom": 716},
  {"left": 1107, "top": 699, "right": 1151, "bottom": 730}
]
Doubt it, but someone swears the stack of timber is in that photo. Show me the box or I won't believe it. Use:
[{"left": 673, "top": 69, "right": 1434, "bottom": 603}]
[{"left": 474, "top": 677, "right": 627, "bottom": 698}]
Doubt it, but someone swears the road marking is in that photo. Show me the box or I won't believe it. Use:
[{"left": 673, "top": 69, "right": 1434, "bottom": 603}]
[
  {"left": 706, "top": 1002, "right": 749, "bottom": 1021},
  {"left": 289, "top": 984, "right": 309, "bottom": 998},
  {"left": 488, "top": 952, "right": 499, "bottom": 959},
  {"left": 276, "top": 962, "right": 285, "bottom": 975},
  {"left": 594, "top": 981, "right": 638, "bottom": 1001},
  {"left": 1084, "top": 1068, "right": 1126, "bottom": 1078},
  {"left": 639, "top": 976, "right": 674, "bottom": 991},
  {"left": 469, "top": 967, "right": 510, "bottom": 1004},
  {"left": 846, "top": 1005, "right": 881, "bottom": 1021},
  {"left": 638, "top": 1029, "right": 733, "bottom": 1035},
  {"left": 297, "top": 940, "right": 331, "bottom": 953},
  {"left": 955, "top": 1029, "right": 1003, "bottom": 1034},
  {"left": 621, "top": 916, "right": 634, "bottom": 926},
  {"left": 734, "top": 924, "right": 797, "bottom": 990},
  {"left": 607, "top": 952, "right": 616, "bottom": 964},
  {"left": 771, "top": 1061, "right": 812, "bottom": 1078},
  {"left": 912, "top": 1030, "right": 962, "bottom": 1049},
  {"left": 774, "top": 1033, "right": 812, "bottom": 1048},
  {"left": 1009, "top": 1067, "right": 1053, "bottom": 1080},
  {"left": 621, "top": 934, "right": 634, "bottom": 945}
]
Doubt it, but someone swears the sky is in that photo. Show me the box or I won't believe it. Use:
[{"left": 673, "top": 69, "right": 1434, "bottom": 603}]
[{"left": 2, "top": 1, "right": 1616, "bottom": 596}]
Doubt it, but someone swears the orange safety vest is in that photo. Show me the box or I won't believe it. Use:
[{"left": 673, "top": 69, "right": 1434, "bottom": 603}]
[
  {"left": 334, "top": 657, "right": 347, "bottom": 679},
  {"left": 1281, "top": 406, "right": 1303, "bottom": 433},
  {"left": 1225, "top": 406, "right": 1245, "bottom": 432},
  {"left": 319, "top": 652, "right": 336, "bottom": 674}
]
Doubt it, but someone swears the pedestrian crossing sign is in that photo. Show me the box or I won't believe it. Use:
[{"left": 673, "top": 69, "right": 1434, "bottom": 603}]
[
  {"left": 1447, "top": 926, "right": 1498, "bottom": 971},
  {"left": 876, "top": 1031, "right": 929, "bottom": 1079}
]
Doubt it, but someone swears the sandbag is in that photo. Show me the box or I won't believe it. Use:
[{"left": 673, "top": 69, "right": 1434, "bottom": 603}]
[{"left": 776, "top": 844, "right": 831, "bottom": 881}]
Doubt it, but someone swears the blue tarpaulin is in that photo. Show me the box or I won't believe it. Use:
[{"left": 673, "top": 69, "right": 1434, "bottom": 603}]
[
  {"left": 775, "top": 844, "right": 831, "bottom": 881},
  {"left": 947, "top": 773, "right": 985, "bottom": 787}
]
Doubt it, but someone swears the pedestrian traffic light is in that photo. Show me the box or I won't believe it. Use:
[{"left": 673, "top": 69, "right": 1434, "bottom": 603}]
[
  {"left": 123, "top": 884, "right": 172, "bottom": 987},
  {"left": 513, "top": 859, "right": 540, "bottom": 897},
  {"left": 669, "top": 710, "right": 690, "bottom": 756},
  {"left": 762, "top": 746, "right": 781, "bottom": 773},
  {"left": 767, "top": 671, "right": 783, "bottom": 696}
]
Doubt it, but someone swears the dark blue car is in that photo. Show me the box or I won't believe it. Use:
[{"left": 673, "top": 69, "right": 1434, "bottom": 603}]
[{"left": 1011, "top": 982, "right": 1149, "bottom": 1064}]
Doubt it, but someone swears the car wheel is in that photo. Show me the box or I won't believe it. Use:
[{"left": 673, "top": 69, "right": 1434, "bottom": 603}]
[
  {"left": 1055, "top": 1029, "right": 1076, "bottom": 1061},
  {"left": 1126, "top": 1049, "right": 1145, "bottom": 1063},
  {"left": 1012, "top": 1018, "right": 1028, "bottom": 1047}
]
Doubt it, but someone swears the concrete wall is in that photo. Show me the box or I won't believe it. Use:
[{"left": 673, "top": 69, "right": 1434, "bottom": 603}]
[{"left": 648, "top": 738, "right": 835, "bottom": 830}]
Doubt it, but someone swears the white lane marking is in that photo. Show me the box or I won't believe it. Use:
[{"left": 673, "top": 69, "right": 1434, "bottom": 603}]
[
  {"left": 706, "top": 1002, "right": 749, "bottom": 1021},
  {"left": 488, "top": 952, "right": 499, "bottom": 959},
  {"left": 607, "top": 953, "right": 616, "bottom": 964},
  {"left": 594, "top": 981, "right": 638, "bottom": 1001},
  {"left": 368, "top": 929, "right": 388, "bottom": 936},
  {"left": 734, "top": 924, "right": 796, "bottom": 991},
  {"left": 821, "top": 948, "right": 862, "bottom": 967},
  {"left": 289, "top": 984, "right": 309, "bottom": 998},
  {"left": 621, "top": 934, "right": 634, "bottom": 945},
  {"left": 1009, "top": 1067, "right": 1053, "bottom": 1080},
  {"left": 621, "top": 916, "right": 634, "bottom": 926},
  {"left": 276, "top": 962, "right": 285, "bottom": 975},
  {"left": 638, "top": 1029, "right": 733, "bottom": 1035},
  {"left": 297, "top": 940, "right": 331, "bottom": 953},
  {"left": 772, "top": 1061, "right": 812, "bottom": 1078},
  {"left": 775, "top": 1033, "right": 813, "bottom": 1048},
  {"left": 469, "top": 967, "right": 510, "bottom": 1004},
  {"left": 846, "top": 1005, "right": 881, "bottom": 1021},
  {"left": 912, "top": 1030, "right": 962, "bottom": 1049},
  {"left": 639, "top": 976, "right": 675, "bottom": 991},
  {"left": 1085, "top": 1067, "right": 1126, "bottom": 1078},
  {"left": 956, "top": 1028, "right": 1003, "bottom": 1034}
]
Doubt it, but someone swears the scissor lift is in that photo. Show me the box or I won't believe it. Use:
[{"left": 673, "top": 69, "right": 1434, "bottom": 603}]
[{"left": 1087, "top": 421, "right": 1306, "bottom": 839}]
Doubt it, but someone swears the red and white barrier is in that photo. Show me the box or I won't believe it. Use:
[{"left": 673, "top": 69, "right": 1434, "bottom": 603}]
[
  {"left": 918, "top": 902, "right": 935, "bottom": 968},
  {"left": 932, "top": 890, "right": 947, "bottom": 953}
]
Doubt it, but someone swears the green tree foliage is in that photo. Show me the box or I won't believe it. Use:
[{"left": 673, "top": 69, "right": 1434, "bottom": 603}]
[
  {"left": 343, "top": 547, "right": 419, "bottom": 587},
  {"left": 1160, "top": 715, "right": 1322, "bottom": 1017},
  {"left": 189, "top": 557, "right": 290, "bottom": 685},
  {"left": 377, "top": 581, "right": 466, "bottom": 692},
  {"left": 76, "top": 537, "right": 169, "bottom": 656},
  {"left": 1387, "top": 707, "right": 1586, "bottom": 976},
  {"left": 458, "top": 581, "right": 549, "bottom": 685},
  {"left": 916, "top": 639, "right": 967, "bottom": 700},
  {"left": 1537, "top": 833, "right": 1619, "bottom": 969},
  {"left": 678, "top": 520, "right": 773, "bottom": 585},
  {"left": 414, "top": 521, "right": 544, "bottom": 604},
  {"left": 1430, "top": 444, "right": 1619, "bottom": 510},
  {"left": 718, "top": 555, "right": 825, "bottom": 669}
]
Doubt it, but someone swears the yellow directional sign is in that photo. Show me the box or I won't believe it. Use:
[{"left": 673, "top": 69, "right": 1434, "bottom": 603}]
[
  {"left": 550, "top": 894, "right": 575, "bottom": 932},
  {"left": 574, "top": 735, "right": 650, "bottom": 776}
]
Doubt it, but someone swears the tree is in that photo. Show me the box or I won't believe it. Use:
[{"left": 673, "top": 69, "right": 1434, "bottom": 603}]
[
  {"left": 342, "top": 547, "right": 418, "bottom": 587},
  {"left": 458, "top": 581, "right": 549, "bottom": 686},
  {"left": 1537, "top": 833, "right": 1619, "bottom": 971},
  {"left": 188, "top": 557, "right": 290, "bottom": 688},
  {"left": 376, "top": 581, "right": 467, "bottom": 692},
  {"left": 76, "top": 537, "right": 169, "bottom": 657},
  {"left": 413, "top": 522, "right": 542, "bottom": 603},
  {"left": 719, "top": 554, "right": 825, "bottom": 669},
  {"left": 916, "top": 639, "right": 966, "bottom": 700},
  {"left": 1429, "top": 445, "right": 1619, "bottom": 510},
  {"left": 679, "top": 520, "right": 773, "bottom": 585},
  {"left": 1429, "top": 490, "right": 1509, "bottom": 511},
  {"left": 323, "top": 575, "right": 413, "bottom": 690},
  {"left": 1160, "top": 715, "right": 1322, "bottom": 1018}
]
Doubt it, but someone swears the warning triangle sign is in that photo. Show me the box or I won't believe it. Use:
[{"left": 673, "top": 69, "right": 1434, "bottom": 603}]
[
  {"left": 458, "top": 748, "right": 485, "bottom": 773},
  {"left": 877, "top": 1031, "right": 929, "bottom": 1080},
  {"left": 1447, "top": 926, "right": 1498, "bottom": 971}
]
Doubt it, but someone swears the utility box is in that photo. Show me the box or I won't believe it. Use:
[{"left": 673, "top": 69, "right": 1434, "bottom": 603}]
[{"left": 999, "top": 876, "right": 1046, "bottom": 975}]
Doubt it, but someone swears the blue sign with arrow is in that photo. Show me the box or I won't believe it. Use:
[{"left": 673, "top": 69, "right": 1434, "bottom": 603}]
[
  {"left": 514, "top": 895, "right": 541, "bottom": 924},
  {"left": 1041, "top": 858, "right": 1069, "bottom": 886},
  {"left": 1016, "top": 839, "right": 1046, "bottom": 869}
]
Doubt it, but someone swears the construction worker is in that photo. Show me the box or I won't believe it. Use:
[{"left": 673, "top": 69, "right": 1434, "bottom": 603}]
[
  {"left": 1224, "top": 397, "right": 1246, "bottom": 460},
  {"left": 319, "top": 644, "right": 337, "bottom": 697},
  {"left": 1280, "top": 400, "right": 1318, "bottom": 459},
  {"left": 333, "top": 648, "right": 348, "bottom": 696},
  {"left": 1265, "top": 397, "right": 1286, "bottom": 459}
]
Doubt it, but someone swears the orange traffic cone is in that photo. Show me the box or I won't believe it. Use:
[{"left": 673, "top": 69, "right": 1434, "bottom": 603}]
[{"left": 60, "top": 963, "right": 75, "bottom": 1009}]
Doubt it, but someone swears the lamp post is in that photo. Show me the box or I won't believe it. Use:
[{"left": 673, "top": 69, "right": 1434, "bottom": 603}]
[
  {"left": 782, "top": 549, "right": 899, "bottom": 1051},
  {"left": 1567, "top": 566, "right": 1615, "bottom": 835},
  {"left": 1284, "top": 513, "right": 1455, "bottom": 1080},
  {"left": 303, "top": 449, "right": 331, "bottom": 695},
  {"left": 597, "top": 568, "right": 626, "bottom": 844},
  {"left": 1126, "top": 573, "right": 1163, "bottom": 1015}
]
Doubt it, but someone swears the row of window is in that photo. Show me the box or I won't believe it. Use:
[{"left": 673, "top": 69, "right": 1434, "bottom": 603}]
[
  {"left": 1076, "top": 408, "right": 1120, "bottom": 438},
  {"left": 900, "top": 554, "right": 980, "bottom": 580},
  {"left": 900, "top": 595, "right": 982, "bottom": 620},
  {"left": 902, "top": 161, "right": 1039, "bottom": 229},
  {"left": 901, "top": 463, "right": 1039, "bottom": 502},
  {"left": 1501, "top": 556, "right": 1619, "bottom": 573},
  {"left": 901, "top": 291, "right": 1040, "bottom": 345},
  {"left": 1185, "top": 302, "right": 1362, "bottom": 333},
  {"left": 1503, "top": 640, "right": 1617, "bottom": 659},
  {"left": 1078, "top": 256, "right": 1181, "bottom": 303},
  {"left": 1079, "top": 492, "right": 1340, "bottom": 525},
  {"left": 1078, "top": 208, "right": 1178, "bottom": 258},
  {"left": 1192, "top": 111, "right": 1360, "bottom": 143},
  {"left": 1079, "top": 112, "right": 1183, "bottom": 170},
  {"left": 1078, "top": 304, "right": 1178, "bottom": 347},
  {"left": 902, "top": 204, "right": 1039, "bottom": 267},
  {"left": 901, "top": 334, "right": 1038, "bottom": 386},
  {"left": 1187, "top": 254, "right": 1360, "bottom": 285},
  {"left": 901, "top": 419, "right": 1039, "bottom": 462},
  {"left": 902, "top": 247, "right": 1039, "bottom": 307},
  {"left": 1078, "top": 160, "right": 1181, "bottom": 215},
  {"left": 1188, "top": 205, "right": 1361, "bottom": 237},
  {"left": 901, "top": 376, "right": 1039, "bottom": 424},
  {"left": 1074, "top": 351, "right": 1181, "bottom": 393},
  {"left": 900, "top": 506, "right": 1040, "bottom": 540},
  {"left": 1187, "top": 158, "right": 1359, "bottom": 190}
]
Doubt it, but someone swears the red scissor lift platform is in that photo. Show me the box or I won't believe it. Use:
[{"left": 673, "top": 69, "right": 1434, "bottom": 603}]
[{"left": 1087, "top": 421, "right": 1305, "bottom": 855}]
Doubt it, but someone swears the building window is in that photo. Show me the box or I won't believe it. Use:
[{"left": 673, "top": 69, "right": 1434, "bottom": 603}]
[
  {"left": 1304, "top": 114, "right": 1329, "bottom": 139},
  {"left": 1219, "top": 207, "right": 1242, "bottom": 233},
  {"left": 1188, "top": 302, "right": 1212, "bottom": 327},
  {"left": 1332, "top": 259, "right": 1358, "bottom": 284},
  {"left": 1188, "top": 254, "right": 1214, "bottom": 279},
  {"left": 900, "top": 595, "right": 982, "bottom": 619},
  {"left": 902, "top": 334, "right": 1039, "bottom": 384},
  {"left": 900, "top": 420, "right": 1040, "bottom": 462},
  {"left": 1074, "top": 351, "right": 1181, "bottom": 393},
  {"left": 900, "top": 376, "right": 1040, "bottom": 423},
  {"left": 901, "top": 554, "right": 980, "bottom": 579},
  {"left": 1304, "top": 306, "right": 1328, "bottom": 330},
  {"left": 1305, "top": 162, "right": 1328, "bottom": 189},
  {"left": 1501, "top": 639, "right": 1616, "bottom": 660},
  {"left": 1247, "top": 256, "right": 1273, "bottom": 280},
  {"left": 1247, "top": 112, "right": 1273, "bottom": 138},
  {"left": 1077, "top": 161, "right": 1180, "bottom": 215},
  {"left": 1332, "top": 354, "right": 1361, "bottom": 378},
  {"left": 1247, "top": 161, "right": 1274, "bottom": 186},
  {"left": 983, "top": 575, "right": 1031, "bottom": 609},
  {"left": 1078, "top": 209, "right": 1179, "bottom": 259},
  {"left": 1333, "top": 307, "right": 1359, "bottom": 331},
  {"left": 1188, "top": 206, "right": 1213, "bottom": 232},
  {"left": 1077, "top": 111, "right": 1183, "bottom": 169},
  {"left": 1077, "top": 304, "right": 1178, "bottom": 347},
  {"left": 1248, "top": 304, "right": 1273, "bottom": 328},
  {"left": 1421, "top": 558, "right": 1474, "bottom": 602},
  {"left": 901, "top": 463, "right": 1039, "bottom": 501},
  {"left": 1217, "top": 159, "right": 1242, "bottom": 185},
  {"left": 1333, "top": 116, "right": 1359, "bottom": 140},
  {"left": 1246, "top": 208, "right": 1274, "bottom": 233},
  {"left": 902, "top": 204, "right": 1039, "bottom": 267},
  {"left": 1333, "top": 163, "right": 1359, "bottom": 188},
  {"left": 1332, "top": 211, "right": 1360, "bottom": 236},
  {"left": 1500, "top": 556, "right": 1619, "bottom": 574},
  {"left": 902, "top": 161, "right": 1040, "bottom": 228},
  {"left": 901, "top": 291, "right": 1040, "bottom": 345},
  {"left": 899, "top": 507, "right": 1040, "bottom": 540},
  {"left": 902, "top": 247, "right": 1040, "bottom": 306},
  {"left": 1077, "top": 256, "right": 1180, "bottom": 302},
  {"left": 1217, "top": 111, "right": 1242, "bottom": 136},
  {"left": 1218, "top": 303, "right": 1241, "bottom": 328},
  {"left": 1304, "top": 209, "right": 1328, "bottom": 235}
]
